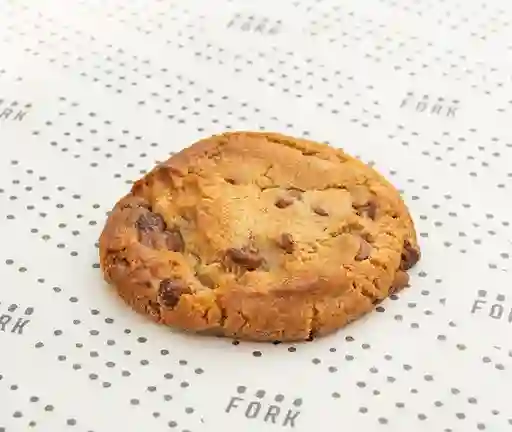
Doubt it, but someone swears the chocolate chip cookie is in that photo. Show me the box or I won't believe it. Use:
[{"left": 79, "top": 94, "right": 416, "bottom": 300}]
[{"left": 99, "top": 132, "right": 420, "bottom": 342}]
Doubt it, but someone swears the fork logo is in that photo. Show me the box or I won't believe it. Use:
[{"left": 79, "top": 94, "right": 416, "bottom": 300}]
[
  {"left": 471, "top": 290, "right": 512, "bottom": 323},
  {"left": 0, "top": 98, "right": 32, "bottom": 122},
  {"left": 225, "top": 385, "right": 302, "bottom": 428},
  {"left": 0, "top": 302, "right": 33, "bottom": 335},
  {"left": 400, "top": 92, "right": 459, "bottom": 118},
  {"left": 227, "top": 14, "right": 282, "bottom": 35}
]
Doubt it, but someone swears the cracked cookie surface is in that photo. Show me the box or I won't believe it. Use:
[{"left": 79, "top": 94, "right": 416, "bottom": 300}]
[{"left": 99, "top": 131, "right": 420, "bottom": 342}]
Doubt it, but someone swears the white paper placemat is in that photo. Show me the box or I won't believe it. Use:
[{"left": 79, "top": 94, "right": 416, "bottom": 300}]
[{"left": 1, "top": 0, "right": 512, "bottom": 430}]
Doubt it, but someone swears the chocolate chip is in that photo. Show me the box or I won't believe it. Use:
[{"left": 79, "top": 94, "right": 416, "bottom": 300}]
[
  {"left": 136, "top": 212, "right": 165, "bottom": 232},
  {"left": 158, "top": 279, "right": 191, "bottom": 308},
  {"left": 356, "top": 200, "right": 377, "bottom": 220},
  {"left": 391, "top": 270, "right": 410, "bottom": 292},
  {"left": 355, "top": 238, "right": 372, "bottom": 261},
  {"left": 275, "top": 197, "right": 294, "bottom": 209},
  {"left": 226, "top": 247, "right": 264, "bottom": 271},
  {"left": 313, "top": 206, "right": 329, "bottom": 216},
  {"left": 197, "top": 273, "right": 215, "bottom": 289},
  {"left": 277, "top": 233, "right": 295, "bottom": 254},
  {"left": 164, "top": 229, "right": 184, "bottom": 252},
  {"left": 400, "top": 241, "right": 420, "bottom": 270}
]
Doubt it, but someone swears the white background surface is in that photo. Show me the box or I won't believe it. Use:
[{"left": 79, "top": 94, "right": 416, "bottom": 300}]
[{"left": 1, "top": 0, "right": 512, "bottom": 431}]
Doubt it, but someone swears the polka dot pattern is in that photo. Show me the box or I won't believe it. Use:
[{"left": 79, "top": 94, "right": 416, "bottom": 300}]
[{"left": 1, "top": 0, "right": 512, "bottom": 431}]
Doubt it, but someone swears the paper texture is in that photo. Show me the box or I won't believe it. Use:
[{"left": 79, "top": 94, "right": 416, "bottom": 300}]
[{"left": 1, "top": 0, "right": 512, "bottom": 430}]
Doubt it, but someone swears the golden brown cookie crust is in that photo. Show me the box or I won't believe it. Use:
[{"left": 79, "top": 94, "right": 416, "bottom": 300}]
[{"left": 99, "top": 131, "right": 420, "bottom": 342}]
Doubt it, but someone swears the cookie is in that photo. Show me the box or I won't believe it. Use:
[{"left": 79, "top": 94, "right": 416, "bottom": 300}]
[{"left": 99, "top": 131, "right": 420, "bottom": 342}]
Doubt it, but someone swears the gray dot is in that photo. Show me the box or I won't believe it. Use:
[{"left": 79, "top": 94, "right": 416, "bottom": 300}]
[
  {"left": 369, "top": 367, "right": 378, "bottom": 374},
  {"left": 44, "top": 405, "right": 54, "bottom": 412},
  {"left": 185, "top": 407, "right": 194, "bottom": 414},
  {"left": 194, "top": 368, "right": 204, "bottom": 374},
  {"left": 168, "top": 421, "right": 177, "bottom": 428},
  {"left": 424, "top": 374, "right": 434, "bottom": 381},
  {"left": 10, "top": 385, "right": 17, "bottom": 390},
  {"left": 102, "top": 382, "right": 111, "bottom": 388},
  {"left": 121, "top": 370, "right": 131, "bottom": 377},
  {"left": 89, "top": 374, "right": 98, "bottom": 380},
  {"left": 67, "top": 419, "right": 76, "bottom": 426},
  {"left": 434, "top": 401, "right": 443, "bottom": 407},
  {"left": 30, "top": 396, "right": 39, "bottom": 402},
  {"left": 130, "top": 399, "right": 139, "bottom": 405},
  {"left": 164, "top": 373, "right": 173, "bottom": 380},
  {"left": 293, "top": 398, "right": 302, "bottom": 407},
  {"left": 152, "top": 412, "right": 160, "bottom": 418},
  {"left": 396, "top": 402, "right": 405, "bottom": 408},
  {"left": 359, "top": 407, "right": 368, "bottom": 414},
  {"left": 180, "top": 381, "right": 189, "bottom": 388},
  {"left": 275, "top": 394, "right": 284, "bottom": 402},
  {"left": 477, "top": 423, "right": 486, "bottom": 430},
  {"left": 13, "top": 411, "right": 22, "bottom": 418},
  {"left": 164, "top": 394, "right": 173, "bottom": 401},
  {"left": 73, "top": 364, "right": 81, "bottom": 370},
  {"left": 482, "top": 356, "right": 491, "bottom": 363},
  {"left": 357, "top": 381, "right": 366, "bottom": 388},
  {"left": 35, "top": 342, "right": 44, "bottom": 348},
  {"left": 378, "top": 417, "right": 388, "bottom": 424},
  {"left": 255, "top": 390, "right": 265, "bottom": 398},
  {"left": 456, "top": 413, "right": 465, "bottom": 419},
  {"left": 328, "top": 366, "right": 338, "bottom": 373},
  {"left": 345, "top": 355, "right": 354, "bottom": 361},
  {"left": 137, "top": 337, "right": 147, "bottom": 343},
  {"left": 332, "top": 392, "right": 340, "bottom": 399},
  {"left": 468, "top": 397, "right": 477, "bottom": 404},
  {"left": 418, "top": 414, "right": 427, "bottom": 420},
  {"left": 312, "top": 358, "right": 321, "bottom": 364}
]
